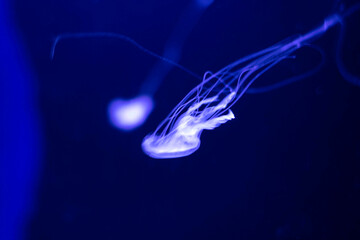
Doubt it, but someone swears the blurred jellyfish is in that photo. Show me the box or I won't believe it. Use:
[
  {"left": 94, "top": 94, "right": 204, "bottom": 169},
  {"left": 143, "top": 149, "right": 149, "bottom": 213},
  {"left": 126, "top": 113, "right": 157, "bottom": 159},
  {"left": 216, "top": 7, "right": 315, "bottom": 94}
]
[
  {"left": 109, "top": 0, "right": 213, "bottom": 131},
  {"left": 108, "top": 95, "right": 154, "bottom": 131},
  {"left": 51, "top": 0, "right": 213, "bottom": 131},
  {"left": 142, "top": 7, "right": 359, "bottom": 159}
]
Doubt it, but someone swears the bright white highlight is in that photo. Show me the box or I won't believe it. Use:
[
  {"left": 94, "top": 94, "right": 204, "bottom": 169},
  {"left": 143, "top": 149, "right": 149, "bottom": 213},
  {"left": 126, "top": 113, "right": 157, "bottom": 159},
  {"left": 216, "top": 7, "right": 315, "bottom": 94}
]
[
  {"left": 108, "top": 95, "right": 153, "bottom": 131},
  {"left": 142, "top": 93, "right": 235, "bottom": 159}
]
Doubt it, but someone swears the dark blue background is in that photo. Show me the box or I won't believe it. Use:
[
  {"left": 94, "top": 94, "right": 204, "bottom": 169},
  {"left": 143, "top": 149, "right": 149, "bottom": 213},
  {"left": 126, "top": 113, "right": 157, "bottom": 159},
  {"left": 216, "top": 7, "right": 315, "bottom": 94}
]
[{"left": 11, "top": 0, "right": 360, "bottom": 239}]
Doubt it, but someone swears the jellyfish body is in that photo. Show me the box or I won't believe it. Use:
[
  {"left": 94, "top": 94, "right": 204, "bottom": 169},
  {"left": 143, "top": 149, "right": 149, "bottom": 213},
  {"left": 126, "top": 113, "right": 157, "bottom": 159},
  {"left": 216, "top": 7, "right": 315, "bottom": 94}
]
[
  {"left": 108, "top": 95, "right": 154, "bottom": 131},
  {"left": 143, "top": 93, "right": 235, "bottom": 158},
  {"left": 142, "top": 14, "right": 343, "bottom": 159}
]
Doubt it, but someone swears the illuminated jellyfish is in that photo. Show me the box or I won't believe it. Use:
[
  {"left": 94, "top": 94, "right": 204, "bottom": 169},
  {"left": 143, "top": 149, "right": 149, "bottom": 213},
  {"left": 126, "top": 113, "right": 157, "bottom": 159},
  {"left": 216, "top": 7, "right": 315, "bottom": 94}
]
[
  {"left": 141, "top": 6, "right": 360, "bottom": 159},
  {"left": 51, "top": 0, "right": 213, "bottom": 131}
]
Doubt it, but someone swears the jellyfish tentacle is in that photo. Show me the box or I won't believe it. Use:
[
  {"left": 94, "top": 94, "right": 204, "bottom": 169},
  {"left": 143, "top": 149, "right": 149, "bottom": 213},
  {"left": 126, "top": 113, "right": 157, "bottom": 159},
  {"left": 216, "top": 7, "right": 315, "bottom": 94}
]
[
  {"left": 335, "top": 21, "right": 360, "bottom": 86},
  {"left": 247, "top": 45, "right": 326, "bottom": 94},
  {"left": 188, "top": 95, "right": 217, "bottom": 113},
  {"left": 343, "top": 3, "right": 360, "bottom": 18},
  {"left": 142, "top": 12, "right": 350, "bottom": 159},
  {"left": 50, "top": 32, "right": 202, "bottom": 80}
]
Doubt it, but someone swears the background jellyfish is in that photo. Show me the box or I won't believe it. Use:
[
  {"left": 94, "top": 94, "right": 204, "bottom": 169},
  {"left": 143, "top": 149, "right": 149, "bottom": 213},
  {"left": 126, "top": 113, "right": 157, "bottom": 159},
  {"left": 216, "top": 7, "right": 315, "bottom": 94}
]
[
  {"left": 142, "top": 6, "right": 359, "bottom": 159},
  {"left": 51, "top": 0, "right": 213, "bottom": 131}
]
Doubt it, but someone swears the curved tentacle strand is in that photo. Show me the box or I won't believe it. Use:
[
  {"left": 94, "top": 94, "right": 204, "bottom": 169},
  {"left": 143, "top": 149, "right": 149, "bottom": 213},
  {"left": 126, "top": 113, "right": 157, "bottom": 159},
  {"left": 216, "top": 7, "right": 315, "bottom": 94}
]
[{"left": 142, "top": 14, "right": 345, "bottom": 159}]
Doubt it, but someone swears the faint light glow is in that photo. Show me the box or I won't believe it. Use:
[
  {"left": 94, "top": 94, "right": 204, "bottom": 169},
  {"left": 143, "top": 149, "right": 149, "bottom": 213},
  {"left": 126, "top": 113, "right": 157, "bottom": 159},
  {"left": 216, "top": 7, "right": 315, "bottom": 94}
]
[
  {"left": 108, "top": 95, "right": 154, "bottom": 131},
  {"left": 196, "top": 0, "right": 214, "bottom": 8}
]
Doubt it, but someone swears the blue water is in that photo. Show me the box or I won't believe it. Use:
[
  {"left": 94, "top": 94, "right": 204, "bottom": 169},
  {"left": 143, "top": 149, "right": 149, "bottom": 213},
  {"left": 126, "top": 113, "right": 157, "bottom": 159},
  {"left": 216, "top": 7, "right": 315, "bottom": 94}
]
[{"left": 2, "top": 0, "right": 360, "bottom": 239}]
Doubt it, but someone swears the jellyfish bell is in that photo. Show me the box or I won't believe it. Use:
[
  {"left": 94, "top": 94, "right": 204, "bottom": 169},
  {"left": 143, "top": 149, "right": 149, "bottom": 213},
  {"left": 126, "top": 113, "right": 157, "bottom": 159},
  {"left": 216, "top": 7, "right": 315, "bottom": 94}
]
[
  {"left": 142, "top": 131, "right": 201, "bottom": 159},
  {"left": 108, "top": 95, "right": 154, "bottom": 131},
  {"left": 142, "top": 91, "right": 236, "bottom": 159}
]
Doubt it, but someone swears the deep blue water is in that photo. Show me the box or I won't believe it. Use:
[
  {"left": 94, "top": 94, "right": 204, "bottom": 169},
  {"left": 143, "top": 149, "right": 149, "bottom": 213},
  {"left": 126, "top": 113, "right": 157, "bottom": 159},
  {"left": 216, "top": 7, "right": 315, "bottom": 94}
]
[{"left": 2, "top": 0, "right": 360, "bottom": 239}]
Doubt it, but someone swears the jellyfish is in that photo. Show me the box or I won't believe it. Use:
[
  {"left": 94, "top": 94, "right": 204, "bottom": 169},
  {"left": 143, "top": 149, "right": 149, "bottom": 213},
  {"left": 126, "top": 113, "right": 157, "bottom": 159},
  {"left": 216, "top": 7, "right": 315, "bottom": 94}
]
[
  {"left": 141, "top": 5, "right": 360, "bottom": 159},
  {"left": 50, "top": 0, "right": 213, "bottom": 131},
  {"left": 108, "top": 0, "right": 214, "bottom": 131}
]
